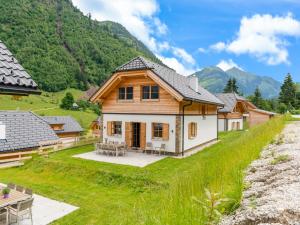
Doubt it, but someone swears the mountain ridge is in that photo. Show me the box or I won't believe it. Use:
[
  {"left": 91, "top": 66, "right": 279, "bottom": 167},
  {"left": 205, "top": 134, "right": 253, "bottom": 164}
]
[
  {"left": 193, "top": 66, "right": 282, "bottom": 98},
  {"left": 0, "top": 0, "right": 159, "bottom": 92}
]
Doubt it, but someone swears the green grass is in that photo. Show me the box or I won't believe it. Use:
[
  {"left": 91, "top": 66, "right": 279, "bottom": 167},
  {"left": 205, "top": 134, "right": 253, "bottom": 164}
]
[
  {"left": 0, "top": 89, "right": 97, "bottom": 130},
  {"left": 0, "top": 116, "right": 286, "bottom": 224}
]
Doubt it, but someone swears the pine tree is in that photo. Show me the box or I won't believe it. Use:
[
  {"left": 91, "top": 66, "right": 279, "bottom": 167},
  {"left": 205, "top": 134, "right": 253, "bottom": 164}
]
[
  {"left": 60, "top": 92, "right": 74, "bottom": 110},
  {"left": 252, "top": 87, "right": 263, "bottom": 108},
  {"left": 279, "top": 73, "right": 296, "bottom": 109},
  {"left": 223, "top": 77, "right": 239, "bottom": 94}
]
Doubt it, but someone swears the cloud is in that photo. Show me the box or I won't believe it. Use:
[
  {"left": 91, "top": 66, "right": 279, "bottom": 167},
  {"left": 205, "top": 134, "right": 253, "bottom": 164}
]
[
  {"left": 211, "top": 13, "right": 300, "bottom": 65},
  {"left": 72, "top": 0, "right": 197, "bottom": 75},
  {"left": 157, "top": 55, "right": 197, "bottom": 75},
  {"left": 72, "top": 0, "right": 165, "bottom": 52},
  {"left": 216, "top": 59, "right": 243, "bottom": 71},
  {"left": 171, "top": 47, "right": 196, "bottom": 65},
  {"left": 198, "top": 47, "right": 206, "bottom": 53},
  {"left": 210, "top": 42, "right": 226, "bottom": 52}
]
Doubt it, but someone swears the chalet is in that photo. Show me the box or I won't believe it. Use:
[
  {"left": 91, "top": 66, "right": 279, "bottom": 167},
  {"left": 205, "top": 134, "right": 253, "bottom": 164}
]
[
  {"left": 90, "top": 56, "right": 224, "bottom": 155},
  {"left": 215, "top": 93, "right": 248, "bottom": 131},
  {"left": 246, "top": 105, "right": 276, "bottom": 127},
  {"left": 216, "top": 93, "right": 276, "bottom": 131},
  {"left": 42, "top": 116, "right": 83, "bottom": 143},
  {"left": 90, "top": 116, "right": 102, "bottom": 137},
  {"left": 0, "top": 111, "right": 59, "bottom": 153}
]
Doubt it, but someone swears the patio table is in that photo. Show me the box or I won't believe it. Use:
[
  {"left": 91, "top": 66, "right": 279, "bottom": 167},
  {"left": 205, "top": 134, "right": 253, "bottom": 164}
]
[{"left": 0, "top": 186, "right": 31, "bottom": 208}]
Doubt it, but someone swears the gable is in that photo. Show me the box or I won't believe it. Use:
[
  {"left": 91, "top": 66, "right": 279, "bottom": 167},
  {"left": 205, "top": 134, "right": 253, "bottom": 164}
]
[
  {"left": 91, "top": 69, "right": 184, "bottom": 103},
  {"left": 100, "top": 72, "right": 181, "bottom": 114}
]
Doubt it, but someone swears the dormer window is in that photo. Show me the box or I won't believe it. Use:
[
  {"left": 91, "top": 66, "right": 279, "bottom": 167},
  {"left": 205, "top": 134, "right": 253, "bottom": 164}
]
[
  {"left": 142, "top": 85, "right": 159, "bottom": 100},
  {"left": 118, "top": 87, "right": 133, "bottom": 100}
]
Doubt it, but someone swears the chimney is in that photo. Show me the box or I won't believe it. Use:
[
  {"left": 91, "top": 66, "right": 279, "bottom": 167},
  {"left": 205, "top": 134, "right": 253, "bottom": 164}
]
[
  {"left": 0, "top": 122, "right": 6, "bottom": 140},
  {"left": 188, "top": 75, "right": 199, "bottom": 92}
]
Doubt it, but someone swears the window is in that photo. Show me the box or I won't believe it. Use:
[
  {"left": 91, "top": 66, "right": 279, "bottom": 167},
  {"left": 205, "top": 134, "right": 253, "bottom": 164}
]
[
  {"left": 118, "top": 87, "right": 133, "bottom": 100},
  {"left": 112, "top": 121, "right": 122, "bottom": 135},
  {"left": 152, "top": 123, "right": 163, "bottom": 138},
  {"left": 142, "top": 85, "right": 159, "bottom": 100},
  {"left": 188, "top": 122, "right": 197, "bottom": 139}
]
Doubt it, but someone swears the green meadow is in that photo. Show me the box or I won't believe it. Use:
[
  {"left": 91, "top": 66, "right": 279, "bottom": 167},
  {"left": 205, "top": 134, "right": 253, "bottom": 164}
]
[
  {"left": 0, "top": 89, "right": 98, "bottom": 131},
  {"left": 0, "top": 116, "right": 286, "bottom": 224}
]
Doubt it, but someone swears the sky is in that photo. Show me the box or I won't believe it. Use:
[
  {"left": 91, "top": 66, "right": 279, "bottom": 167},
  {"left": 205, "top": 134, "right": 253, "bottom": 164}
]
[{"left": 72, "top": 0, "right": 300, "bottom": 82}]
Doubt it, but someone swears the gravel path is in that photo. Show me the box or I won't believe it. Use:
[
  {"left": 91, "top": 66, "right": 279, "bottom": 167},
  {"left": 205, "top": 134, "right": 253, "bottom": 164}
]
[{"left": 220, "top": 121, "right": 300, "bottom": 225}]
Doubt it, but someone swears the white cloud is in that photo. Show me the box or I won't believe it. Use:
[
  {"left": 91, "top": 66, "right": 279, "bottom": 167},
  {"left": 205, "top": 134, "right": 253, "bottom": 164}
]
[
  {"left": 210, "top": 42, "right": 226, "bottom": 52},
  {"left": 211, "top": 13, "right": 300, "bottom": 65},
  {"left": 217, "top": 59, "right": 243, "bottom": 71},
  {"left": 72, "top": 0, "right": 164, "bottom": 52},
  {"left": 72, "top": 0, "right": 197, "bottom": 75},
  {"left": 157, "top": 55, "right": 197, "bottom": 75},
  {"left": 171, "top": 47, "right": 196, "bottom": 65},
  {"left": 198, "top": 47, "right": 206, "bottom": 53}
]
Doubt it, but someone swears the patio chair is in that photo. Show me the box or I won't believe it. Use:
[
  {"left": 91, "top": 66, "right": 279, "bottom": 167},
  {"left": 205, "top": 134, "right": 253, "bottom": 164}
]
[
  {"left": 155, "top": 144, "right": 166, "bottom": 155},
  {"left": 9, "top": 198, "right": 34, "bottom": 225},
  {"left": 0, "top": 208, "right": 8, "bottom": 225},
  {"left": 145, "top": 142, "right": 154, "bottom": 154},
  {"left": 7, "top": 183, "right": 16, "bottom": 190},
  {"left": 25, "top": 188, "right": 33, "bottom": 196},
  {"left": 16, "top": 185, "right": 24, "bottom": 193}
]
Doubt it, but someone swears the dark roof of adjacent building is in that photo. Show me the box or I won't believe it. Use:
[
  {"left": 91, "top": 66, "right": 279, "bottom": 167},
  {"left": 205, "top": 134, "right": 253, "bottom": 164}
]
[
  {"left": 215, "top": 93, "right": 246, "bottom": 113},
  {"left": 115, "top": 56, "right": 224, "bottom": 106},
  {"left": 0, "top": 111, "right": 59, "bottom": 153},
  {"left": 0, "top": 40, "right": 41, "bottom": 95},
  {"left": 42, "top": 116, "right": 83, "bottom": 134},
  {"left": 250, "top": 108, "right": 277, "bottom": 115}
]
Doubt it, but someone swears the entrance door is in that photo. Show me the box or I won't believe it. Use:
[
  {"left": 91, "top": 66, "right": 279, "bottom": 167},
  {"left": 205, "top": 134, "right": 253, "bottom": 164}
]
[{"left": 132, "top": 122, "right": 140, "bottom": 148}]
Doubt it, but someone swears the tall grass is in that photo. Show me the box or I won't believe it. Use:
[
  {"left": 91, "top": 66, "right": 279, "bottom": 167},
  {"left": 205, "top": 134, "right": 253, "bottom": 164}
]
[{"left": 131, "top": 116, "right": 286, "bottom": 225}]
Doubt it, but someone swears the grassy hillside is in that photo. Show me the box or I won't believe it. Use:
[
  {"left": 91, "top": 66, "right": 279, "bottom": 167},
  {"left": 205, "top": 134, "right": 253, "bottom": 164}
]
[
  {"left": 194, "top": 66, "right": 282, "bottom": 98},
  {"left": 0, "top": 116, "right": 286, "bottom": 224},
  {"left": 0, "top": 0, "right": 159, "bottom": 92},
  {"left": 0, "top": 89, "right": 97, "bottom": 130}
]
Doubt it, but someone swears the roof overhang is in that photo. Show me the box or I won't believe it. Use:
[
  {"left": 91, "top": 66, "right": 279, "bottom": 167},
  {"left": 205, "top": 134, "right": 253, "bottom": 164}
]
[{"left": 0, "top": 84, "right": 41, "bottom": 96}]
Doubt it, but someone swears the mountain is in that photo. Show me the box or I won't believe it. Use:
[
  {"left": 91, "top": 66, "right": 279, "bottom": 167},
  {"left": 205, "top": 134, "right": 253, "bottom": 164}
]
[
  {"left": 0, "top": 0, "right": 159, "bottom": 92},
  {"left": 193, "top": 67, "right": 282, "bottom": 98}
]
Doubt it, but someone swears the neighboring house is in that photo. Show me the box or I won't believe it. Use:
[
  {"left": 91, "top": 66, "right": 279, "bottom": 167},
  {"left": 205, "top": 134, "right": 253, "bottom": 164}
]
[
  {"left": 216, "top": 93, "right": 276, "bottom": 131},
  {"left": 246, "top": 105, "right": 276, "bottom": 127},
  {"left": 0, "top": 111, "right": 59, "bottom": 153},
  {"left": 0, "top": 40, "right": 41, "bottom": 96},
  {"left": 42, "top": 116, "right": 83, "bottom": 143},
  {"left": 90, "top": 116, "right": 102, "bottom": 137},
  {"left": 215, "top": 93, "right": 249, "bottom": 131},
  {"left": 90, "top": 56, "right": 224, "bottom": 155},
  {"left": 79, "top": 86, "right": 99, "bottom": 101}
]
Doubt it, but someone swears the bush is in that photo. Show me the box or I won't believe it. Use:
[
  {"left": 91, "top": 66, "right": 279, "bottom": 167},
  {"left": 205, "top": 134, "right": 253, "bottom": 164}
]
[{"left": 60, "top": 92, "right": 74, "bottom": 110}]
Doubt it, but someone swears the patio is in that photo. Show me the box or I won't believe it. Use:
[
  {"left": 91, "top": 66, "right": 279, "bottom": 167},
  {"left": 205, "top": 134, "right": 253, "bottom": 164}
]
[
  {"left": 73, "top": 151, "right": 167, "bottom": 167},
  {"left": 0, "top": 184, "right": 78, "bottom": 225}
]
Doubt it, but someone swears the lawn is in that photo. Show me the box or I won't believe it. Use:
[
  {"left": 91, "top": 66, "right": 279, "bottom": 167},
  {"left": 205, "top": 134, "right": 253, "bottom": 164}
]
[
  {"left": 0, "top": 116, "right": 286, "bottom": 224},
  {"left": 0, "top": 89, "right": 98, "bottom": 131}
]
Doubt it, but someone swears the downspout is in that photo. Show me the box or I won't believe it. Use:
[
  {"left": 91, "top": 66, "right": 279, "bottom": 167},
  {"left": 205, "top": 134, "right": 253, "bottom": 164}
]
[{"left": 181, "top": 100, "right": 193, "bottom": 156}]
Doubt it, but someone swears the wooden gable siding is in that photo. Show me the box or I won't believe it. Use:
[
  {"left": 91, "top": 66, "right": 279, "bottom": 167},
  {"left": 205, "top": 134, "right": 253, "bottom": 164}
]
[
  {"left": 180, "top": 102, "right": 217, "bottom": 115},
  {"left": 101, "top": 75, "right": 180, "bottom": 114}
]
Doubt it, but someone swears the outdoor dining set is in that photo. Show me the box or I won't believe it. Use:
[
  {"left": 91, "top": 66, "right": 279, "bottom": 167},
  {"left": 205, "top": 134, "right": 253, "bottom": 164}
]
[
  {"left": 0, "top": 184, "right": 34, "bottom": 225},
  {"left": 95, "top": 141, "right": 167, "bottom": 156}
]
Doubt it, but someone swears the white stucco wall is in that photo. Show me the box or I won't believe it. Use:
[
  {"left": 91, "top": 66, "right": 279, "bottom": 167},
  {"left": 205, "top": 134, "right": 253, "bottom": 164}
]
[
  {"left": 103, "top": 114, "right": 177, "bottom": 152},
  {"left": 218, "top": 118, "right": 226, "bottom": 132},
  {"left": 227, "top": 118, "right": 243, "bottom": 131},
  {"left": 183, "top": 115, "right": 218, "bottom": 151}
]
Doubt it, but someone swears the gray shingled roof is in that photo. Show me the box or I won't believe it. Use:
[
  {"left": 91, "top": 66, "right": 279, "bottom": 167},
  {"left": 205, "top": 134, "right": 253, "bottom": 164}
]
[
  {"left": 215, "top": 93, "right": 245, "bottom": 113},
  {"left": 42, "top": 116, "right": 83, "bottom": 134},
  {"left": 115, "top": 56, "right": 224, "bottom": 105},
  {"left": 0, "top": 40, "right": 40, "bottom": 95},
  {"left": 0, "top": 111, "right": 59, "bottom": 153},
  {"left": 250, "top": 108, "right": 277, "bottom": 115}
]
